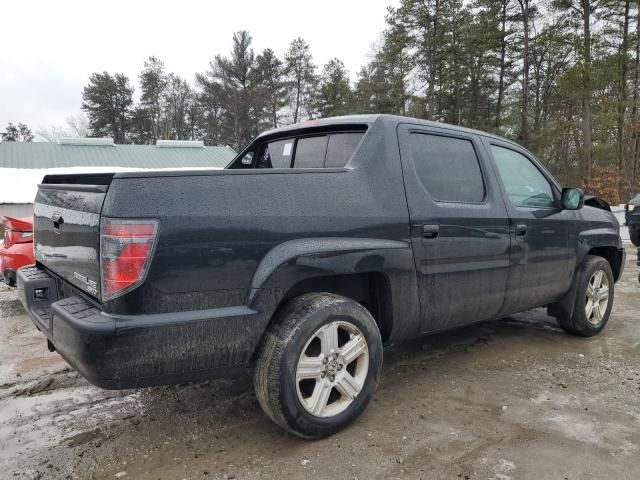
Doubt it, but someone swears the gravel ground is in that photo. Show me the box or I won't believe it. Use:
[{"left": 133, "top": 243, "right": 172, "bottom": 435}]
[{"left": 0, "top": 247, "right": 638, "bottom": 480}]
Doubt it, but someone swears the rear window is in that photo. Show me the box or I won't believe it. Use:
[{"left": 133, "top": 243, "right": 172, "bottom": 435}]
[{"left": 251, "top": 131, "right": 364, "bottom": 169}]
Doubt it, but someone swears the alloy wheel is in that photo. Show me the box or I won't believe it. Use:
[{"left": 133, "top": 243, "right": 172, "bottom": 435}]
[
  {"left": 295, "top": 320, "right": 369, "bottom": 418},
  {"left": 585, "top": 269, "right": 610, "bottom": 325}
]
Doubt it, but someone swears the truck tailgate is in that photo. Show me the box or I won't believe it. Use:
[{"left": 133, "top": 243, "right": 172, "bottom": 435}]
[{"left": 33, "top": 177, "right": 111, "bottom": 300}]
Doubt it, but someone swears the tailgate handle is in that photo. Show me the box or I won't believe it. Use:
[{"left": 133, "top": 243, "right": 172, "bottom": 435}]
[{"left": 51, "top": 213, "right": 64, "bottom": 229}]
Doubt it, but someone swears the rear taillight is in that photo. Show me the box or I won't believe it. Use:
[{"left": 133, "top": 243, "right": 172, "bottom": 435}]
[
  {"left": 100, "top": 218, "right": 159, "bottom": 300},
  {"left": 625, "top": 203, "right": 635, "bottom": 212},
  {"left": 16, "top": 231, "right": 33, "bottom": 243},
  {"left": 1, "top": 228, "right": 31, "bottom": 248}
]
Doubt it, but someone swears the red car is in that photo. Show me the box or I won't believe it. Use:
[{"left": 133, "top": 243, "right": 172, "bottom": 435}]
[{"left": 0, "top": 215, "right": 34, "bottom": 286}]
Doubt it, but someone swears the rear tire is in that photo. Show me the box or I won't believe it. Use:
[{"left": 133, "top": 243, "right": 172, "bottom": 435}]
[
  {"left": 254, "top": 293, "right": 383, "bottom": 439},
  {"left": 630, "top": 228, "right": 640, "bottom": 247},
  {"left": 556, "top": 255, "right": 614, "bottom": 337},
  {"left": 2, "top": 270, "right": 16, "bottom": 287}
]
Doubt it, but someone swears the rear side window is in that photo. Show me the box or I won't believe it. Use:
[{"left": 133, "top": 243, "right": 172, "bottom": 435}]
[
  {"left": 258, "top": 139, "right": 294, "bottom": 168},
  {"left": 409, "top": 133, "right": 485, "bottom": 203},
  {"left": 294, "top": 136, "right": 329, "bottom": 168},
  {"left": 293, "top": 132, "right": 364, "bottom": 168},
  {"left": 325, "top": 133, "right": 365, "bottom": 168},
  {"left": 251, "top": 132, "right": 364, "bottom": 169}
]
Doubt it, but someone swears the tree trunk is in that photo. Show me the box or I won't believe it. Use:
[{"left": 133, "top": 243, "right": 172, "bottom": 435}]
[
  {"left": 294, "top": 76, "right": 301, "bottom": 123},
  {"left": 426, "top": 0, "right": 439, "bottom": 120},
  {"left": 518, "top": 0, "right": 530, "bottom": 147},
  {"left": 633, "top": 4, "right": 640, "bottom": 192},
  {"left": 496, "top": 0, "right": 508, "bottom": 130},
  {"left": 581, "top": 0, "right": 593, "bottom": 186},
  {"left": 617, "top": 0, "right": 631, "bottom": 201},
  {"left": 271, "top": 88, "right": 278, "bottom": 128}
]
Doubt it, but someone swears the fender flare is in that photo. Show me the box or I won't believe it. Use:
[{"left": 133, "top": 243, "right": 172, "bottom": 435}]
[
  {"left": 550, "top": 232, "right": 624, "bottom": 321},
  {"left": 246, "top": 237, "right": 419, "bottom": 344},
  {"left": 249, "top": 237, "right": 408, "bottom": 296}
]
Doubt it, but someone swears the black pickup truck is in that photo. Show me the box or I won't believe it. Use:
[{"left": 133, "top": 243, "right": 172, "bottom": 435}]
[
  {"left": 625, "top": 193, "right": 640, "bottom": 246},
  {"left": 18, "top": 115, "right": 624, "bottom": 439}
]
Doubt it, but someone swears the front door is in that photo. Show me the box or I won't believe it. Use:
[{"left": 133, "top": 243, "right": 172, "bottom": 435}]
[
  {"left": 484, "top": 140, "right": 575, "bottom": 314},
  {"left": 398, "top": 125, "right": 511, "bottom": 333}
]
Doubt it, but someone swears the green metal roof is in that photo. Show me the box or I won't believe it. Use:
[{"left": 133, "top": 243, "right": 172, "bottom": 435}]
[{"left": 0, "top": 141, "right": 236, "bottom": 169}]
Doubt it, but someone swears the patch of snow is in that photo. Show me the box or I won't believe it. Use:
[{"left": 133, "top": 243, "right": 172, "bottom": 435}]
[
  {"left": 612, "top": 205, "right": 629, "bottom": 241},
  {"left": 0, "top": 166, "right": 221, "bottom": 204}
]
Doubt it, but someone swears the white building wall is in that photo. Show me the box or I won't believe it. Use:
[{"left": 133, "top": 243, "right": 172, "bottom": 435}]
[{"left": 0, "top": 204, "right": 33, "bottom": 218}]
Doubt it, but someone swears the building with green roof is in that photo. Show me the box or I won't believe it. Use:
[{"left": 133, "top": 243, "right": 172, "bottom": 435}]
[
  {"left": 0, "top": 139, "right": 236, "bottom": 217},
  {"left": 0, "top": 139, "right": 235, "bottom": 170}
]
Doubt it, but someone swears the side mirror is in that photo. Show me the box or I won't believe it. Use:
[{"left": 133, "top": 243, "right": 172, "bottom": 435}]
[{"left": 561, "top": 187, "right": 584, "bottom": 210}]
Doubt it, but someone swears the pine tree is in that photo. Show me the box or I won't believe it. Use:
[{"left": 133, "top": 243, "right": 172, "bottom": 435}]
[
  {"left": 81, "top": 72, "right": 134, "bottom": 144},
  {"left": 251, "top": 48, "right": 287, "bottom": 129},
  {"left": 195, "top": 71, "right": 225, "bottom": 146},
  {"left": 139, "top": 56, "right": 167, "bottom": 143},
  {"left": 1, "top": 123, "right": 34, "bottom": 142},
  {"left": 162, "top": 73, "right": 192, "bottom": 140},
  {"left": 285, "top": 38, "right": 317, "bottom": 123},
  {"left": 69, "top": 1, "right": 640, "bottom": 200},
  {"left": 316, "top": 59, "right": 353, "bottom": 118},
  {"left": 212, "top": 30, "right": 257, "bottom": 148}
]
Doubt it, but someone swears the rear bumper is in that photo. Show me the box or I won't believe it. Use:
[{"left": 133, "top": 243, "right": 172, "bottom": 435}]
[{"left": 18, "top": 266, "right": 269, "bottom": 389}]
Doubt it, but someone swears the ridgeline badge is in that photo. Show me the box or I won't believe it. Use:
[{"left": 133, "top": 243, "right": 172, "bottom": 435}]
[{"left": 73, "top": 272, "right": 98, "bottom": 295}]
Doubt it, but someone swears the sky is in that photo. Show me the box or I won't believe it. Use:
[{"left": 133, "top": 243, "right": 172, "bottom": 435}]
[{"left": 0, "top": 0, "right": 396, "bottom": 134}]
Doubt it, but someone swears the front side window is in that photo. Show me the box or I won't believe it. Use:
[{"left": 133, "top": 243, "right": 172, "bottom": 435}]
[
  {"left": 490, "top": 145, "right": 555, "bottom": 208},
  {"left": 409, "top": 133, "right": 485, "bottom": 203}
]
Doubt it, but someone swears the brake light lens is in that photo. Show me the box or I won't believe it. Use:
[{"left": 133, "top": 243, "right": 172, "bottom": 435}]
[
  {"left": 2, "top": 228, "right": 32, "bottom": 248},
  {"left": 16, "top": 231, "right": 33, "bottom": 243},
  {"left": 100, "top": 218, "right": 159, "bottom": 300}
]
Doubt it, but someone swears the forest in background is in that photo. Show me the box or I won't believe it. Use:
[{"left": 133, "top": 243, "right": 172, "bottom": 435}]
[{"left": 4, "top": 0, "right": 640, "bottom": 203}]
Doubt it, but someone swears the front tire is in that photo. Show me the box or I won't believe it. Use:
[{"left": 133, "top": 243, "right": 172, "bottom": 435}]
[
  {"left": 254, "top": 293, "right": 383, "bottom": 439},
  {"left": 556, "top": 255, "right": 614, "bottom": 337}
]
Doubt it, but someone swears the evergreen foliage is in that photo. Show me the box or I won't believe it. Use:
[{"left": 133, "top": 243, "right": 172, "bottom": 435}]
[{"left": 74, "top": 3, "right": 640, "bottom": 201}]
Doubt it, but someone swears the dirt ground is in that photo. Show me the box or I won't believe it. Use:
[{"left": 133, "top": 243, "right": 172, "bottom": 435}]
[{"left": 1, "top": 249, "right": 639, "bottom": 480}]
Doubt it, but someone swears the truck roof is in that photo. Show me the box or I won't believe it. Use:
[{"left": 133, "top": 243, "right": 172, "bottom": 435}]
[{"left": 258, "top": 114, "right": 522, "bottom": 149}]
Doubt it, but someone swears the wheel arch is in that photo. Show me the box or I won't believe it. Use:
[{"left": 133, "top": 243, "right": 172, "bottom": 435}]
[
  {"left": 548, "top": 247, "right": 620, "bottom": 325},
  {"left": 247, "top": 237, "right": 419, "bottom": 345},
  {"left": 279, "top": 272, "right": 394, "bottom": 343},
  {"left": 586, "top": 245, "right": 624, "bottom": 282}
]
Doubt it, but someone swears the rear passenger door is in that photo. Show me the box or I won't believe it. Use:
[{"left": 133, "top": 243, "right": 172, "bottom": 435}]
[{"left": 398, "top": 125, "right": 511, "bottom": 333}]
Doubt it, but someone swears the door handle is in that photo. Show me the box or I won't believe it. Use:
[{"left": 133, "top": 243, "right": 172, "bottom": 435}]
[
  {"left": 421, "top": 224, "right": 440, "bottom": 238},
  {"left": 515, "top": 223, "right": 527, "bottom": 238}
]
